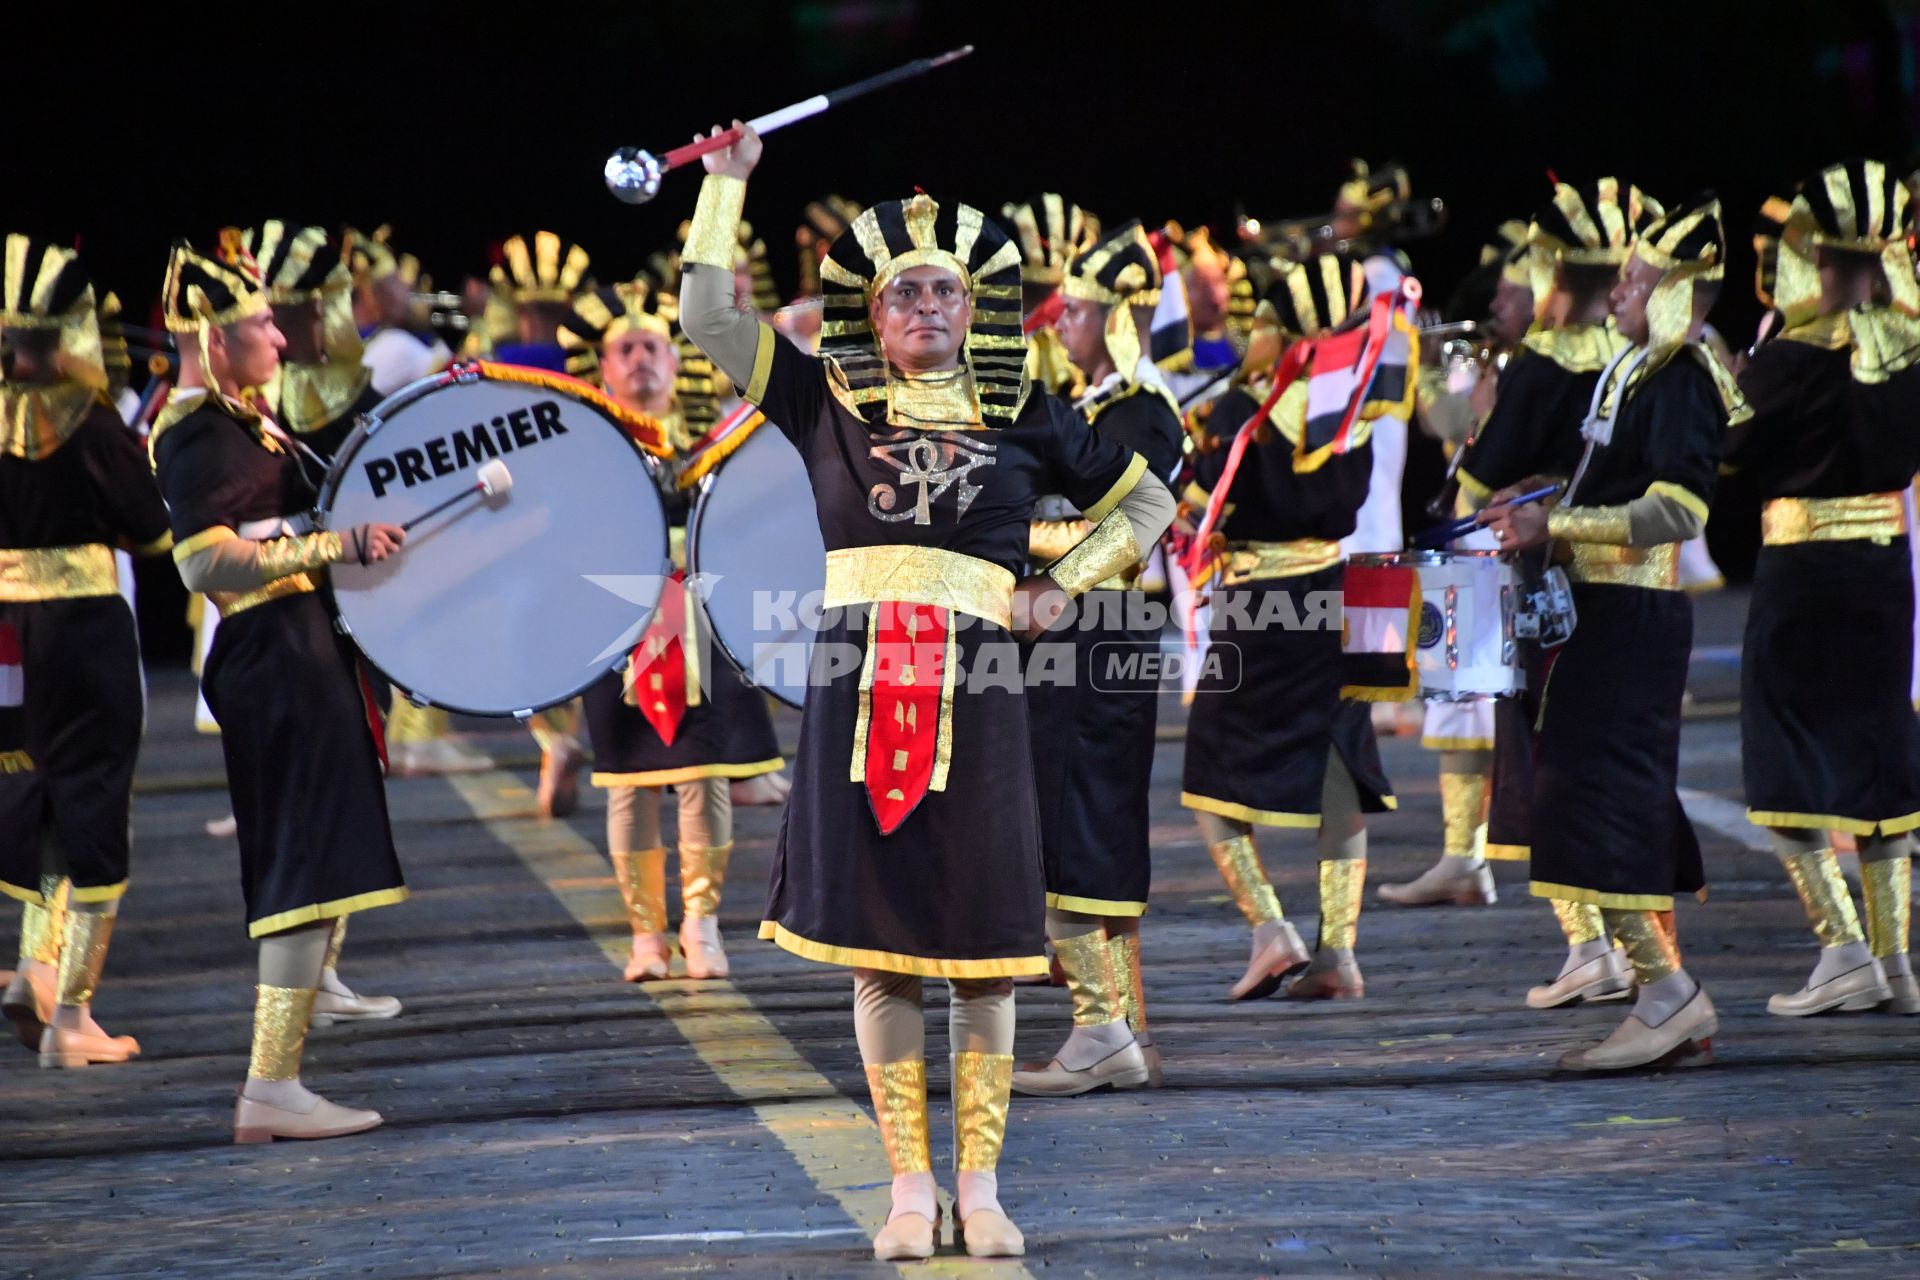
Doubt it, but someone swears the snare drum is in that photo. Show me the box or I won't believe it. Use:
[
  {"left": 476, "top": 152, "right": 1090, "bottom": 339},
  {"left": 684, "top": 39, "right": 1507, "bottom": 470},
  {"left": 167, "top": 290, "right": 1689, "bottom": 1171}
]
[
  {"left": 1349, "top": 550, "right": 1523, "bottom": 699},
  {"left": 318, "top": 363, "right": 671, "bottom": 716},
  {"left": 686, "top": 422, "right": 826, "bottom": 708}
]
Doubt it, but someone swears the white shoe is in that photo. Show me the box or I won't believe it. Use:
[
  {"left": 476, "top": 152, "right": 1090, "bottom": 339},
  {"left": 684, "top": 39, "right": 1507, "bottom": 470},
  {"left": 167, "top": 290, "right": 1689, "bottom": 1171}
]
[
  {"left": 679, "top": 916, "right": 729, "bottom": 979},
  {"left": 234, "top": 1091, "right": 382, "bottom": 1144},
  {"left": 1527, "top": 948, "right": 1633, "bottom": 1009},
  {"left": 311, "top": 969, "right": 403, "bottom": 1025},
  {"left": 391, "top": 737, "right": 495, "bottom": 777},
  {"left": 624, "top": 933, "right": 671, "bottom": 982},
  {"left": 206, "top": 813, "right": 237, "bottom": 838},
  {"left": 3, "top": 960, "right": 57, "bottom": 1050}
]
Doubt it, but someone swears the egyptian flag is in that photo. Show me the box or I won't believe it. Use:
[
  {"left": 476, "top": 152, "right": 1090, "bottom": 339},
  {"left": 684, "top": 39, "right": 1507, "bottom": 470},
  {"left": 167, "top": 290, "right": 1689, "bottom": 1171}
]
[
  {"left": 1294, "top": 280, "right": 1422, "bottom": 472},
  {"left": 1147, "top": 228, "right": 1194, "bottom": 369},
  {"left": 1341, "top": 561, "right": 1420, "bottom": 702},
  {"left": 0, "top": 623, "right": 20, "bottom": 708}
]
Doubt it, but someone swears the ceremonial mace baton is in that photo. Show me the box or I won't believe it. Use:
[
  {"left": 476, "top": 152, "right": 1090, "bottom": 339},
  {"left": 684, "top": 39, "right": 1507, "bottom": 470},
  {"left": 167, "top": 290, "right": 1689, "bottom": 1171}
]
[{"left": 603, "top": 46, "right": 975, "bottom": 204}]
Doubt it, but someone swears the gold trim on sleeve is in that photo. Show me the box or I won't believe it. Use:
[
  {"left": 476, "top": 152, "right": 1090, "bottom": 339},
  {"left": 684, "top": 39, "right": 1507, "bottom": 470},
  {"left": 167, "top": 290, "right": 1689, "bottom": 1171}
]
[
  {"left": 1082, "top": 452, "right": 1148, "bottom": 525},
  {"left": 1546, "top": 503, "right": 1634, "bottom": 546},
  {"left": 745, "top": 325, "right": 777, "bottom": 404},
  {"left": 684, "top": 175, "right": 748, "bottom": 271},
  {"left": 0, "top": 543, "right": 119, "bottom": 601},
  {"left": 1047, "top": 511, "right": 1141, "bottom": 597},
  {"left": 1646, "top": 481, "right": 1710, "bottom": 524},
  {"left": 173, "top": 524, "right": 237, "bottom": 562}
]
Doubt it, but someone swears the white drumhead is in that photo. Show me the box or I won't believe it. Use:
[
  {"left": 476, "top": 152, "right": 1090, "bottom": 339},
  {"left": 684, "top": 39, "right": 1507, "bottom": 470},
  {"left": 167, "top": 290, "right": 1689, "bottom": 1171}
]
[
  {"left": 321, "top": 370, "right": 670, "bottom": 715},
  {"left": 688, "top": 423, "right": 824, "bottom": 708}
]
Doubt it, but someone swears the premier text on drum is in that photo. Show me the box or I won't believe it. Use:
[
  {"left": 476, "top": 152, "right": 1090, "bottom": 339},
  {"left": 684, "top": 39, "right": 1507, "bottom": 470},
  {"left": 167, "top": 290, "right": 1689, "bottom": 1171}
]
[{"left": 362, "top": 399, "right": 568, "bottom": 498}]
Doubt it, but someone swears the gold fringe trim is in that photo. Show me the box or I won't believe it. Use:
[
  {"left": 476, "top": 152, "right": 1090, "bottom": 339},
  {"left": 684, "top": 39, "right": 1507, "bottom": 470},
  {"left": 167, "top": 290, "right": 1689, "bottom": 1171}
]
[
  {"left": 675, "top": 410, "right": 769, "bottom": 489},
  {"left": 473, "top": 361, "right": 671, "bottom": 457},
  {"left": 757, "top": 921, "right": 1049, "bottom": 978}
]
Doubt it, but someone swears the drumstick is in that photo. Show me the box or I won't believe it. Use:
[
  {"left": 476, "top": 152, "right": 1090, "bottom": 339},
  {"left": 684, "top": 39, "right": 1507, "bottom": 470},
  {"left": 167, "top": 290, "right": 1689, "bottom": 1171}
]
[
  {"left": 399, "top": 460, "right": 513, "bottom": 533},
  {"left": 1411, "top": 483, "right": 1560, "bottom": 549},
  {"left": 603, "top": 46, "right": 975, "bottom": 204}
]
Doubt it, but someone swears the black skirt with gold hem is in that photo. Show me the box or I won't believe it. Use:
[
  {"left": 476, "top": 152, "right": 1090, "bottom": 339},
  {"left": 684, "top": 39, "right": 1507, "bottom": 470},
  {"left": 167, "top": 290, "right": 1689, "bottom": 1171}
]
[
  {"left": 1742, "top": 541, "right": 1920, "bottom": 835},
  {"left": 584, "top": 653, "right": 784, "bottom": 790},
  {"left": 0, "top": 597, "right": 145, "bottom": 903},
  {"left": 1529, "top": 583, "right": 1702, "bottom": 910},
  {"left": 1180, "top": 568, "right": 1396, "bottom": 827},
  {"left": 202, "top": 591, "right": 407, "bottom": 938},
  {"left": 761, "top": 612, "right": 1049, "bottom": 979},
  {"left": 1026, "top": 589, "right": 1158, "bottom": 917}
]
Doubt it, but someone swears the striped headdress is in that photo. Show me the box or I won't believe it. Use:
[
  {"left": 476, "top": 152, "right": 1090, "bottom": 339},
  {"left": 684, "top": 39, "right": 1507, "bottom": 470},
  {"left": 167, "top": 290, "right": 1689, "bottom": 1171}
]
[
  {"left": 1796, "top": 158, "right": 1909, "bottom": 253},
  {"left": 817, "top": 192, "right": 1027, "bottom": 428},
  {"left": 559, "top": 276, "right": 720, "bottom": 437},
  {"left": 1001, "top": 194, "right": 1100, "bottom": 287},
  {"left": 1532, "top": 178, "right": 1663, "bottom": 265},
  {"left": 220, "top": 221, "right": 342, "bottom": 303},
  {"left": 2, "top": 234, "right": 107, "bottom": 457},
  {"left": 161, "top": 240, "right": 268, "bottom": 334},
  {"left": 1258, "top": 253, "right": 1368, "bottom": 340},
  {"left": 490, "top": 231, "right": 592, "bottom": 304},
  {"left": 1062, "top": 220, "right": 1163, "bottom": 379},
  {"left": 346, "top": 225, "right": 423, "bottom": 288}
]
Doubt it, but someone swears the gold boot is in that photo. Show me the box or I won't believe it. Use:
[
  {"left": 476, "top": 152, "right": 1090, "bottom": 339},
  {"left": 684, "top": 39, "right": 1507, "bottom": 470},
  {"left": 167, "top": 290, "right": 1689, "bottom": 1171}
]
[
  {"left": 678, "top": 841, "right": 733, "bottom": 979},
  {"left": 1863, "top": 856, "right": 1919, "bottom": 1013},
  {"left": 1011, "top": 930, "right": 1148, "bottom": 1096},
  {"left": 38, "top": 907, "right": 139, "bottom": 1068},
  {"left": 953, "top": 1050, "right": 1024, "bottom": 1258},
  {"left": 1285, "top": 860, "right": 1366, "bottom": 1000},
  {"left": 1209, "top": 835, "right": 1309, "bottom": 999},
  {"left": 611, "top": 847, "right": 670, "bottom": 981},
  {"left": 1377, "top": 770, "right": 1497, "bottom": 906},
  {"left": 1770, "top": 850, "right": 1887, "bottom": 1017},
  {"left": 864, "top": 1058, "right": 937, "bottom": 1262},
  {"left": 1108, "top": 928, "right": 1162, "bottom": 1086},
  {"left": 234, "top": 983, "right": 383, "bottom": 1143}
]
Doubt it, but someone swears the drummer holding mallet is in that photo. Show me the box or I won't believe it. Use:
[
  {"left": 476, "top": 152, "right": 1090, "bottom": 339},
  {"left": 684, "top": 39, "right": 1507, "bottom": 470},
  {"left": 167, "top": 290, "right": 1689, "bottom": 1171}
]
[{"left": 151, "top": 241, "right": 412, "bottom": 1144}]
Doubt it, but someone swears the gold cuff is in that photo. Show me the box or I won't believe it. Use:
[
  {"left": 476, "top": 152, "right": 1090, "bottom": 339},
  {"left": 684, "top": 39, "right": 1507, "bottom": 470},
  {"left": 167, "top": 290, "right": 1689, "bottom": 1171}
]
[
  {"left": 1108, "top": 930, "right": 1147, "bottom": 1037},
  {"left": 1861, "top": 856, "right": 1912, "bottom": 960},
  {"left": 1028, "top": 518, "right": 1092, "bottom": 565},
  {"left": 612, "top": 847, "right": 669, "bottom": 935},
  {"left": 678, "top": 841, "right": 733, "bottom": 919},
  {"left": 684, "top": 175, "right": 748, "bottom": 271},
  {"left": 55, "top": 909, "right": 116, "bottom": 1007},
  {"left": 1603, "top": 909, "right": 1682, "bottom": 984},
  {"left": 1053, "top": 929, "right": 1124, "bottom": 1027},
  {"left": 1782, "top": 850, "right": 1866, "bottom": 949},
  {"left": 1316, "top": 859, "right": 1366, "bottom": 952},
  {"left": 864, "top": 1058, "right": 932, "bottom": 1175},
  {"left": 1547, "top": 503, "right": 1634, "bottom": 546},
  {"left": 247, "top": 984, "right": 317, "bottom": 1082},
  {"left": 1047, "top": 512, "right": 1142, "bottom": 598},
  {"left": 1551, "top": 899, "right": 1606, "bottom": 947},
  {"left": 951, "top": 1050, "right": 1014, "bottom": 1172},
  {"left": 1439, "top": 771, "right": 1489, "bottom": 860},
  {"left": 1208, "top": 835, "right": 1284, "bottom": 926},
  {"left": 257, "top": 531, "right": 343, "bottom": 582}
]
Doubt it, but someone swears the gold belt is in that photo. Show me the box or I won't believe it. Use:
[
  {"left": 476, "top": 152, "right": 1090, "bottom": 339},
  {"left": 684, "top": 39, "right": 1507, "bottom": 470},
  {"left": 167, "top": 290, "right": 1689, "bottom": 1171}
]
[
  {"left": 1220, "top": 539, "right": 1344, "bottom": 587},
  {"left": 0, "top": 544, "right": 118, "bottom": 602},
  {"left": 823, "top": 545, "right": 1015, "bottom": 630},
  {"left": 1761, "top": 492, "right": 1908, "bottom": 546},
  {"left": 211, "top": 573, "right": 319, "bottom": 619},
  {"left": 1566, "top": 541, "right": 1679, "bottom": 590}
]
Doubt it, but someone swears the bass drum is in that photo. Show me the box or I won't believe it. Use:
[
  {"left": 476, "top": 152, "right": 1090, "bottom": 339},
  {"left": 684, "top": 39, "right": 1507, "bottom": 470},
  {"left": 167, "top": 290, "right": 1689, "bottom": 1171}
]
[
  {"left": 318, "top": 363, "right": 671, "bottom": 716},
  {"left": 687, "top": 420, "right": 825, "bottom": 708}
]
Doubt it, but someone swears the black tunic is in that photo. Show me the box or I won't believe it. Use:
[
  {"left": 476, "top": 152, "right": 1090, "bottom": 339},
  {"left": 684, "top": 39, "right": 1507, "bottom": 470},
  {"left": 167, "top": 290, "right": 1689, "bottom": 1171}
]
[
  {"left": 1179, "top": 386, "right": 1395, "bottom": 827},
  {"left": 153, "top": 399, "right": 406, "bottom": 937},
  {"left": 1530, "top": 354, "right": 1723, "bottom": 910},
  {"left": 1728, "top": 331, "right": 1920, "bottom": 834},
  {"left": 0, "top": 401, "right": 170, "bottom": 904},
  {"left": 1027, "top": 387, "right": 1182, "bottom": 916},
  {"left": 746, "top": 338, "right": 1140, "bottom": 977}
]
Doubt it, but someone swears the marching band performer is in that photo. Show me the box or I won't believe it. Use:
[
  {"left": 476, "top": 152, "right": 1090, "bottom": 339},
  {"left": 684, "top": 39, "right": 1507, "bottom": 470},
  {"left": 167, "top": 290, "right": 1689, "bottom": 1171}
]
[
  {"left": 1180, "top": 254, "right": 1397, "bottom": 1003},
  {"left": 0, "top": 237, "right": 172, "bottom": 1066},
  {"left": 348, "top": 227, "right": 451, "bottom": 397},
  {"left": 679, "top": 123, "right": 1173, "bottom": 1260},
  {"left": 1447, "top": 179, "right": 1655, "bottom": 1008},
  {"left": 559, "top": 277, "right": 785, "bottom": 982},
  {"left": 1483, "top": 194, "right": 1739, "bottom": 1071},
  {"left": 1001, "top": 193, "right": 1099, "bottom": 396},
  {"left": 1726, "top": 159, "right": 1920, "bottom": 1016},
  {"left": 151, "top": 242, "right": 409, "bottom": 1140},
  {"left": 1013, "top": 222, "right": 1182, "bottom": 1097}
]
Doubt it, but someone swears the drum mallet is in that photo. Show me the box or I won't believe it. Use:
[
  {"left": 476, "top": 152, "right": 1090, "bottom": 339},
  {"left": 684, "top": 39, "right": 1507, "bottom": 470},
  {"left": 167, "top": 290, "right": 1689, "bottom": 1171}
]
[
  {"left": 604, "top": 47, "right": 975, "bottom": 204},
  {"left": 399, "top": 459, "right": 513, "bottom": 533},
  {"left": 1412, "top": 483, "right": 1560, "bottom": 549}
]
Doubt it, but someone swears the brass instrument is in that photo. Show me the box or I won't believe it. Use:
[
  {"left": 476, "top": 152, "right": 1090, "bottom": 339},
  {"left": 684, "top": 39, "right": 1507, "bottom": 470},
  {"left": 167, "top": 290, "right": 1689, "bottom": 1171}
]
[{"left": 1238, "top": 197, "right": 1451, "bottom": 263}]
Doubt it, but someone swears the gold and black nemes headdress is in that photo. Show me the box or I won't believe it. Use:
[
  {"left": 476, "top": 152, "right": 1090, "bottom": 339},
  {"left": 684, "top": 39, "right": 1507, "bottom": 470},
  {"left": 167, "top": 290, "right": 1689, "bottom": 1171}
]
[
  {"left": 818, "top": 192, "right": 1027, "bottom": 429},
  {"left": 1002, "top": 194, "right": 1100, "bottom": 288},
  {"left": 2, "top": 235, "right": 109, "bottom": 458},
  {"left": 1259, "top": 253, "right": 1367, "bottom": 340},
  {"left": 490, "top": 230, "right": 593, "bottom": 304},
  {"left": 1061, "top": 220, "right": 1162, "bottom": 374}
]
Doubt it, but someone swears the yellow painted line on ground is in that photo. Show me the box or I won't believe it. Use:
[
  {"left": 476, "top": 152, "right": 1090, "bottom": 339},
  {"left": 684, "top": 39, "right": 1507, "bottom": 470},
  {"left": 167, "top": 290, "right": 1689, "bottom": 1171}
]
[{"left": 447, "top": 771, "right": 1031, "bottom": 1278}]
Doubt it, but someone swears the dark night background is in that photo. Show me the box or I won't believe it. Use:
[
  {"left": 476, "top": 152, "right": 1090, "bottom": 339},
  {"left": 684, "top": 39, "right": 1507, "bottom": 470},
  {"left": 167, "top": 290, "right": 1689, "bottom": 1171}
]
[{"left": 11, "top": 0, "right": 1918, "bottom": 659}]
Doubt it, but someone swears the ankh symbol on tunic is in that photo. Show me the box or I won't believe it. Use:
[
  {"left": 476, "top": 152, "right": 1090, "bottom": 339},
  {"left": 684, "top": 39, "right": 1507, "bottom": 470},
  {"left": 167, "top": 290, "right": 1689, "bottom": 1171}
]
[{"left": 867, "top": 430, "right": 998, "bottom": 525}]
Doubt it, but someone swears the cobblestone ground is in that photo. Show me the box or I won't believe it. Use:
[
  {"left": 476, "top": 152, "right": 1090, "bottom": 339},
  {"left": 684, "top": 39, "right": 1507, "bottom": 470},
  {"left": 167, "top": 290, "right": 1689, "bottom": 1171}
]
[{"left": 2, "top": 590, "right": 1917, "bottom": 1278}]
